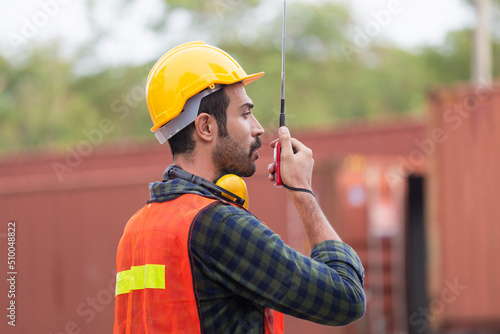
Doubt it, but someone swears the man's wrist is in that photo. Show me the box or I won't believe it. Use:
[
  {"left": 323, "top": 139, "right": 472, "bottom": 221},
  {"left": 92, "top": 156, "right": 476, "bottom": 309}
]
[{"left": 288, "top": 188, "right": 316, "bottom": 204}]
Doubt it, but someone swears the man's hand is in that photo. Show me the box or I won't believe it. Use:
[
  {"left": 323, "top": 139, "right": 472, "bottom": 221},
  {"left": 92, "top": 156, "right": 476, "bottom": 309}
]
[
  {"left": 268, "top": 127, "right": 314, "bottom": 193},
  {"left": 268, "top": 126, "right": 341, "bottom": 245}
]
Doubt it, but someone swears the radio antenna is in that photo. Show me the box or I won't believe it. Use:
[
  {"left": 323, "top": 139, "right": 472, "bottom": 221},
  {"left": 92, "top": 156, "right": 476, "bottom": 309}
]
[
  {"left": 274, "top": 0, "right": 287, "bottom": 187},
  {"left": 280, "top": 0, "right": 286, "bottom": 127}
]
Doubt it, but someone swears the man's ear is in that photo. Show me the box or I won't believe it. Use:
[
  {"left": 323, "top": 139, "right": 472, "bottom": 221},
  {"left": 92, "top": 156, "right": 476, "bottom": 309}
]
[{"left": 194, "top": 113, "right": 216, "bottom": 142}]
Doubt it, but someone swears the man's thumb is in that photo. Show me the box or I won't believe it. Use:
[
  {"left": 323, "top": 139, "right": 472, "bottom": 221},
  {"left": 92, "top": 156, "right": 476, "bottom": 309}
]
[{"left": 279, "top": 126, "right": 292, "bottom": 154}]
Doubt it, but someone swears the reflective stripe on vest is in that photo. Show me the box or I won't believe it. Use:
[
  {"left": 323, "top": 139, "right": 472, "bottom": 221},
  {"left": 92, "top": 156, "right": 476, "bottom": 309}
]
[
  {"left": 115, "top": 264, "right": 165, "bottom": 296},
  {"left": 114, "top": 193, "right": 284, "bottom": 334}
]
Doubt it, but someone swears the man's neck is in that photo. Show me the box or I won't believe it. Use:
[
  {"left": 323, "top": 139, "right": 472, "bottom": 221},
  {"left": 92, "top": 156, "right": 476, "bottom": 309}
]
[{"left": 173, "top": 156, "right": 219, "bottom": 183}]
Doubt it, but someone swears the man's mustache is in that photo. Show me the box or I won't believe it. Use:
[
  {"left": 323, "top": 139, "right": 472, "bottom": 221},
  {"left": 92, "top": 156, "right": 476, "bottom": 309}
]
[{"left": 249, "top": 137, "right": 262, "bottom": 157}]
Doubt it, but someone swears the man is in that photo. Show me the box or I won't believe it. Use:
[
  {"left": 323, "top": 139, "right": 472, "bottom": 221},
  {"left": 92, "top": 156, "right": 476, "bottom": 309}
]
[{"left": 114, "top": 41, "right": 365, "bottom": 333}]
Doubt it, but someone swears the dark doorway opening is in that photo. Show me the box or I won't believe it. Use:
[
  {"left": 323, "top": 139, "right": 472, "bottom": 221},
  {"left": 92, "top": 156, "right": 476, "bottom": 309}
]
[{"left": 406, "top": 175, "right": 429, "bottom": 334}]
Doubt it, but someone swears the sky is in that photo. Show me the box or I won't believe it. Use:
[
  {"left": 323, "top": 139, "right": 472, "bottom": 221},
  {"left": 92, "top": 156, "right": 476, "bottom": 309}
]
[
  {"left": 347, "top": 0, "right": 475, "bottom": 48},
  {"left": 345, "top": 0, "right": 475, "bottom": 48},
  {"left": 0, "top": 0, "right": 476, "bottom": 68}
]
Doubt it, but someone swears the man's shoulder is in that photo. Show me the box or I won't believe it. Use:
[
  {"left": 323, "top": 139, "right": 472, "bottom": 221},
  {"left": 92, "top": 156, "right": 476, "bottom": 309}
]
[
  {"left": 193, "top": 200, "right": 266, "bottom": 239},
  {"left": 199, "top": 199, "right": 257, "bottom": 224}
]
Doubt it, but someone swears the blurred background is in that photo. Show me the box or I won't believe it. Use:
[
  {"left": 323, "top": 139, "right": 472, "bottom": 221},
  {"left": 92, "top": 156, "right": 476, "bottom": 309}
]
[{"left": 0, "top": 0, "right": 499, "bottom": 333}]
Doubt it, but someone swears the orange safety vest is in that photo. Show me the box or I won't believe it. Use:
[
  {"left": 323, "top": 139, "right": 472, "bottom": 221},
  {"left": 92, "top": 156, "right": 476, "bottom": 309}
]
[{"left": 114, "top": 193, "right": 284, "bottom": 333}]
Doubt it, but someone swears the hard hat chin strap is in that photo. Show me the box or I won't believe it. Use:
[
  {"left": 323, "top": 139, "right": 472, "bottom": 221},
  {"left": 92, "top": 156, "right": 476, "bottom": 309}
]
[{"left": 154, "top": 84, "right": 223, "bottom": 144}]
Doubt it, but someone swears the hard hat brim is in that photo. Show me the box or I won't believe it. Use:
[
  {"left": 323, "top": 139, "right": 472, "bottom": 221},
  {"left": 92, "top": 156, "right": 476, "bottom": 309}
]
[{"left": 241, "top": 72, "right": 265, "bottom": 86}]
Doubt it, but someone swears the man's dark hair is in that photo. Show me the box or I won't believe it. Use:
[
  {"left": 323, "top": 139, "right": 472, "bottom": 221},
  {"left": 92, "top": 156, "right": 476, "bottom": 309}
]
[{"left": 168, "top": 86, "right": 230, "bottom": 156}]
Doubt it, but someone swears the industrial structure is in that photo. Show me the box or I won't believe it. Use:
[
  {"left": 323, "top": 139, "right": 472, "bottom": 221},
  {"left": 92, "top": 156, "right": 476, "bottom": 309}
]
[{"left": 0, "top": 83, "right": 499, "bottom": 333}]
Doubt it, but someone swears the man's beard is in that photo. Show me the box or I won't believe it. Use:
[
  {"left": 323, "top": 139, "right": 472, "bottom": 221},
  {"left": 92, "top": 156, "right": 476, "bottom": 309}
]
[{"left": 212, "top": 135, "right": 262, "bottom": 178}]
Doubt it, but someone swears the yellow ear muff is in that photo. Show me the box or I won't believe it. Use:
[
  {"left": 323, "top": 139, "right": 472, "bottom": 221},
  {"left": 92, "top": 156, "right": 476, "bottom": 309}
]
[{"left": 216, "top": 174, "right": 249, "bottom": 210}]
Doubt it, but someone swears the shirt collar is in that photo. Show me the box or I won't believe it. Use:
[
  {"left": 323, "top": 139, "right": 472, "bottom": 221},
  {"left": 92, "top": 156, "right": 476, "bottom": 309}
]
[{"left": 148, "top": 178, "right": 214, "bottom": 203}]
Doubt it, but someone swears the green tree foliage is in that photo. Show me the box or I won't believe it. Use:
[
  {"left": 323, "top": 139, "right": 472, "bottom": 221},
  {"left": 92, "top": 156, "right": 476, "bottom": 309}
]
[
  {"left": 420, "top": 28, "right": 500, "bottom": 85},
  {"left": 0, "top": 47, "right": 102, "bottom": 149},
  {"left": 0, "top": 46, "right": 152, "bottom": 153},
  {"left": 1, "top": 0, "right": 499, "bottom": 153}
]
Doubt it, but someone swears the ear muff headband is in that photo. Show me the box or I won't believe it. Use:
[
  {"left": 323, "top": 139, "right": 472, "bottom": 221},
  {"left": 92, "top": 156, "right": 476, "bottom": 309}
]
[{"left": 163, "top": 165, "right": 246, "bottom": 207}]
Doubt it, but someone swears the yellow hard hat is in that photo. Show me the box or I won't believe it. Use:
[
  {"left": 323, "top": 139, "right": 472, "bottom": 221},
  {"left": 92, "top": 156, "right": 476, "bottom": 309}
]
[{"left": 146, "top": 41, "right": 265, "bottom": 137}]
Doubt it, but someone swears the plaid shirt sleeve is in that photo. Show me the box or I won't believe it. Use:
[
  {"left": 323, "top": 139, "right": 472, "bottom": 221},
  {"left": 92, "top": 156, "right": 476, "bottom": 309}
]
[{"left": 197, "top": 202, "right": 366, "bottom": 326}]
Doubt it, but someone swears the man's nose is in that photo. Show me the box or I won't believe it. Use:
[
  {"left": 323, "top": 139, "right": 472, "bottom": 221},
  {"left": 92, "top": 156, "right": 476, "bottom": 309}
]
[{"left": 251, "top": 115, "right": 265, "bottom": 137}]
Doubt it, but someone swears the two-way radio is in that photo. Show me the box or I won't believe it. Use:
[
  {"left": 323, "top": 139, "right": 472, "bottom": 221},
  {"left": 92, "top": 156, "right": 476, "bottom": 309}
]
[{"left": 274, "top": 0, "right": 287, "bottom": 187}]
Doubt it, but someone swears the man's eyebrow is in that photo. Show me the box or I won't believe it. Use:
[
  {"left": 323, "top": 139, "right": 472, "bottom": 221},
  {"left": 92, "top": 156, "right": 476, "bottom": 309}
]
[{"left": 240, "top": 103, "right": 254, "bottom": 111}]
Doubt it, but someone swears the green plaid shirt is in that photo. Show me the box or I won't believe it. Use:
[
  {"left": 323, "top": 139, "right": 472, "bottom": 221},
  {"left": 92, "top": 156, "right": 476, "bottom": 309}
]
[{"left": 149, "top": 179, "right": 366, "bottom": 333}]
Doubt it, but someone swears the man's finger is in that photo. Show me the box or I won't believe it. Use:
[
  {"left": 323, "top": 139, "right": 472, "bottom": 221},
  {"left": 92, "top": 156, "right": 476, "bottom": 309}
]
[
  {"left": 269, "top": 138, "right": 279, "bottom": 149},
  {"left": 268, "top": 173, "right": 275, "bottom": 182},
  {"left": 268, "top": 163, "right": 276, "bottom": 174}
]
